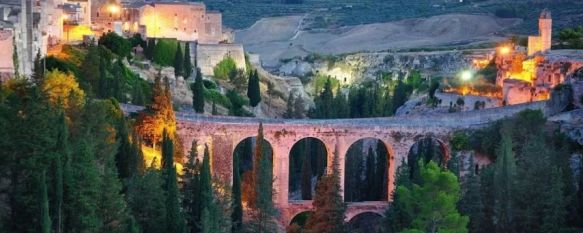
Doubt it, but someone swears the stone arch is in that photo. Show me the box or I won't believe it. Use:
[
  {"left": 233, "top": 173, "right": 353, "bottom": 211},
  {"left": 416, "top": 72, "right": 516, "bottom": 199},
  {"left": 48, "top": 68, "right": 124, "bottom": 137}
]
[
  {"left": 288, "top": 137, "right": 328, "bottom": 201},
  {"left": 232, "top": 136, "right": 274, "bottom": 206},
  {"left": 346, "top": 212, "right": 384, "bottom": 233},
  {"left": 288, "top": 210, "right": 314, "bottom": 228},
  {"left": 407, "top": 136, "right": 450, "bottom": 177},
  {"left": 344, "top": 137, "right": 391, "bottom": 202}
]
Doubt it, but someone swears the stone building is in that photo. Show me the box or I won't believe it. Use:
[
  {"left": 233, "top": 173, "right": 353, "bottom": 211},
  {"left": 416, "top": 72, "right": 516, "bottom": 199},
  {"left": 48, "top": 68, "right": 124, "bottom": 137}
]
[
  {"left": 196, "top": 43, "right": 246, "bottom": 76},
  {"left": 0, "top": 22, "right": 14, "bottom": 81},
  {"left": 93, "top": 1, "right": 223, "bottom": 43},
  {"left": 496, "top": 10, "right": 583, "bottom": 105},
  {"left": 527, "top": 9, "right": 552, "bottom": 56}
]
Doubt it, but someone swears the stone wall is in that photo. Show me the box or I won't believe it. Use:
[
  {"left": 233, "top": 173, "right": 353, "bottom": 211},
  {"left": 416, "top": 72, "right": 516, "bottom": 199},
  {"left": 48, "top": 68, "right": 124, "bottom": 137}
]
[
  {"left": 0, "top": 27, "right": 14, "bottom": 80},
  {"left": 196, "top": 43, "right": 246, "bottom": 76}
]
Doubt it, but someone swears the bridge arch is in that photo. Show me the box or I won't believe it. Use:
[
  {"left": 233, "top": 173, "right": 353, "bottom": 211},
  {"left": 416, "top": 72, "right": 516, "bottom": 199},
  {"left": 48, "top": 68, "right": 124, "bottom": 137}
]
[
  {"left": 407, "top": 136, "right": 450, "bottom": 177},
  {"left": 288, "top": 137, "right": 328, "bottom": 201},
  {"left": 288, "top": 210, "right": 314, "bottom": 229},
  {"left": 232, "top": 136, "right": 274, "bottom": 206},
  {"left": 344, "top": 137, "right": 391, "bottom": 202},
  {"left": 346, "top": 211, "right": 384, "bottom": 233}
]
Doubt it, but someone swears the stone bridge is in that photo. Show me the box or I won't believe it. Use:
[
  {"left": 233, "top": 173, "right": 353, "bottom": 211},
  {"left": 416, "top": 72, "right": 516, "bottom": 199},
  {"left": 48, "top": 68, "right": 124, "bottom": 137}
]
[{"left": 122, "top": 101, "right": 547, "bottom": 226}]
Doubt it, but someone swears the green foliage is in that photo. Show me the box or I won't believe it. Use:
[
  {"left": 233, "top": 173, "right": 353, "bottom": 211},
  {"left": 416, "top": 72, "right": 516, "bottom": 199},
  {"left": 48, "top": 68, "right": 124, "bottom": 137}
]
[
  {"left": 304, "top": 150, "right": 346, "bottom": 233},
  {"left": 174, "top": 43, "right": 184, "bottom": 77},
  {"left": 127, "top": 168, "right": 167, "bottom": 233},
  {"left": 213, "top": 57, "right": 237, "bottom": 80},
  {"left": 98, "top": 32, "right": 131, "bottom": 58},
  {"left": 556, "top": 26, "right": 583, "bottom": 49},
  {"left": 451, "top": 132, "right": 470, "bottom": 151},
  {"left": 397, "top": 161, "right": 469, "bottom": 233},
  {"left": 38, "top": 171, "right": 51, "bottom": 233},
  {"left": 44, "top": 56, "right": 79, "bottom": 75},
  {"left": 247, "top": 70, "right": 261, "bottom": 107},
  {"left": 232, "top": 152, "right": 243, "bottom": 233},
  {"left": 192, "top": 68, "right": 205, "bottom": 113},
  {"left": 227, "top": 90, "right": 251, "bottom": 117},
  {"left": 493, "top": 134, "right": 517, "bottom": 233},
  {"left": 153, "top": 39, "right": 178, "bottom": 66},
  {"left": 184, "top": 43, "right": 193, "bottom": 79}
]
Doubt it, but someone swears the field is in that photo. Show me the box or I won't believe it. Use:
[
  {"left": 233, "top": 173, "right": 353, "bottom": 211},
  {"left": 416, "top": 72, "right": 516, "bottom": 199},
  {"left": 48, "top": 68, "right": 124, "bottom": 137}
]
[
  {"left": 206, "top": 0, "right": 583, "bottom": 33},
  {"left": 236, "top": 14, "right": 520, "bottom": 66}
]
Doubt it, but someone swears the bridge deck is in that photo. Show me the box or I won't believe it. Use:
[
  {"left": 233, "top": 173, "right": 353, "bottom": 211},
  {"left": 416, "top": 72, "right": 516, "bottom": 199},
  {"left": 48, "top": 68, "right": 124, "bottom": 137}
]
[{"left": 122, "top": 101, "right": 547, "bottom": 128}]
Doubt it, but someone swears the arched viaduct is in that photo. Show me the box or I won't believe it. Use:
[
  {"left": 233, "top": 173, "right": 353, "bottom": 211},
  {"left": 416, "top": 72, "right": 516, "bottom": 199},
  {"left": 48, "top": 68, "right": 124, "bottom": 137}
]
[{"left": 122, "top": 101, "right": 547, "bottom": 226}]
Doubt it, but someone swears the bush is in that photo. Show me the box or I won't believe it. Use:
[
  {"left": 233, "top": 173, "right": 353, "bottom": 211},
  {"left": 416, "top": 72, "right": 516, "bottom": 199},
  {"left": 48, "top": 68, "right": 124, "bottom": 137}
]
[
  {"left": 203, "top": 88, "right": 231, "bottom": 109},
  {"left": 153, "top": 39, "right": 178, "bottom": 66},
  {"left": 203, "top": 80, "right": 218, "bottom": 90},
  {"left": 213, "top": 57, "right": 237, "bottom": 80},
  {"left": 98, "top": 32, "right": 131, "bottom": 58},
  {"left": 451, "top": 132, "right": 470, "bottom": 151},
  {"left": 43, "top": 56, "right": 79, "bottom": 75}
]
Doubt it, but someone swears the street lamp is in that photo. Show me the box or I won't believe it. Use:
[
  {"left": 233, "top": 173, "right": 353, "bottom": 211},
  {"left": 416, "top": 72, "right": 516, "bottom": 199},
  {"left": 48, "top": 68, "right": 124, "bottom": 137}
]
[{"left": 461, "top": 70, "right": 473, "bottom": 81}]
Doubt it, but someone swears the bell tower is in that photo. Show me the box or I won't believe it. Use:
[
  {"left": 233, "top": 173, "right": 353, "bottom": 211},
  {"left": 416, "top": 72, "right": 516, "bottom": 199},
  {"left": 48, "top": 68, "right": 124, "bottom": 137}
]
[{"left": 538, "top": 9, "right": 552, "bottom": 53}]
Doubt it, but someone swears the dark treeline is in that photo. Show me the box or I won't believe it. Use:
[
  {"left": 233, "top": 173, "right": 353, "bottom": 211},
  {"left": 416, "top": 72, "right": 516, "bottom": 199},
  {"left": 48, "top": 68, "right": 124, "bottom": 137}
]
[
  {"left": 344, "top": 140, "right": 388, "bottom": 202},
  {"left": 383, "top": 109, "right": 583, "bottom": 233},
  {"left": 306, "top": 75, "right": 416, "bottom": 119}
]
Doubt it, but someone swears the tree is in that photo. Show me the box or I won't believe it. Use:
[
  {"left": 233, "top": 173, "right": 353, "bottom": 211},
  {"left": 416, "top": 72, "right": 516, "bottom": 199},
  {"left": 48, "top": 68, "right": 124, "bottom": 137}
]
[
  {"left": 247, "top": 70, "right": 261, "bottom": 107},
  {"left": 392, "top": 79, "right": 410, "bottom": 114},
  {"left": 127, "top": 168, "right": 167, "bottom": 233},
  {"left": 174, "top": 43, "right": 184, "bottom": 77},
  {"left": 285, "top": 93, "right": 294, "bottom": 119},
  {"left": 153, "top": 39, "right": 178, "bottom": 66},
  {"left": 382, "top": 159, "right": 413, "bottom": 233},
  {"left": 192, "top": 68, "right": 205, "bottom": 113},
  {"left": 232, "top": 152, "right": 243, "bottom": 233},
  {"left": 79, "top": 44, "right": 101, "bottom": 92},
  {"left": 38, "top": 171, "right": 51, "bottom": 233},
  {"left": 42, "top": 70, "right": 85, "bottom": 111},
  {"left": 184, "top": 43, "right": 193, "bottom": 79},
  {"left": 398, "top": 161, "right": 469, "bottom": 233},
  {"left": 293, "top": 94, "right": 305, "bottom": 119},
  {"left": 458, "top": 155, "right": 484, "bottom": 233},
  {"left": 145, "top": 38, "right": 156, "bottom": 60},
  {"left": 304, "top": 148, "right": 346, "bottom": 233},
  {"left": 33, "top": 50, "right": 45, "bottom": 85},
  {"left": 213, "top": 57, "right": 237, "bottom": 80},
  {"left": 98, "top": 32, "right": 131, "bottom": 58},
  {"left": 493, "top": 133, "right": 517, "bottom": 233},
  {"left": 134, "top": 74, "right": 176, "bottom": 147},
  {"left": 301, "top": 150, "right": 312, "bottom": 200},
  {"left": 66, "top": 140, "right": 102, "bottom": 232},
  {"left": 52, "top": 112, "right": 68, "bottom": 233},
  {"left": 313, "top": 78, "right": 334, "bottom": 118},
  {"left": 183, "top": 140, "right": 201, "bottom": 233}
]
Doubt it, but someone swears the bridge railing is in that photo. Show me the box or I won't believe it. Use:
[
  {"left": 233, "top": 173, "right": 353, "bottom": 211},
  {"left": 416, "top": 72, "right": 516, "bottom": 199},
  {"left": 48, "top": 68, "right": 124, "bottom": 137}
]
[{"left": 121, "top": 101, "right": 547, "bottom": 128}]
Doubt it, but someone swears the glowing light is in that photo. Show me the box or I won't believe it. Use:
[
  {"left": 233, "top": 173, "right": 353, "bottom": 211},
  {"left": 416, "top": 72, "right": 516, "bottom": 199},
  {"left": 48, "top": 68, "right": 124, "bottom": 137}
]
[
  {"left": 461, "top": 70, "right": 473, "bottom": 81},
  {"left": 62, "top": 14, "right": 69, "bottom": 21},
  {"left": 108, "top": 4, "right": 120, "bottom": 14},
  {"left": 499, "top": 46, "right": 511, "bottom": 55}
]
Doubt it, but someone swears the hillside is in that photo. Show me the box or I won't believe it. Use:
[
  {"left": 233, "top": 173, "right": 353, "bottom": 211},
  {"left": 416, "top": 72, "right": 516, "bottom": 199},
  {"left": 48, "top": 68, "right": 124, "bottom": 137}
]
[{"left": 236, "top": 14, "right": 520, "bottom": 66}]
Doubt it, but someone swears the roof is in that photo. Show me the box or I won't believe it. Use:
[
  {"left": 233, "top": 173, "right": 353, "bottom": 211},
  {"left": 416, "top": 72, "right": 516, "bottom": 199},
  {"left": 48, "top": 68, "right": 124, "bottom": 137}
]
[{"left": 540, "top": 9, "right": 551, "bottom": 19}]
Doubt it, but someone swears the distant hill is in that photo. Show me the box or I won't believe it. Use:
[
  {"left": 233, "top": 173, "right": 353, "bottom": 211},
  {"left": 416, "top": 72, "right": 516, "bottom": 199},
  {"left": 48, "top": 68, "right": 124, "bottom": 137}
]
[{"left": 205, "top": 0, "right": 583, "bottom": 33}]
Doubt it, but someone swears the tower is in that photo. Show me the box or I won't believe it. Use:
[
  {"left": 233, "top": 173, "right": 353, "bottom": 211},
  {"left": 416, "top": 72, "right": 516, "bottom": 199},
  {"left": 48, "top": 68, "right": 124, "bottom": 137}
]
[{"left": 538, "top": 9, "right": 552, "bottom": 53}]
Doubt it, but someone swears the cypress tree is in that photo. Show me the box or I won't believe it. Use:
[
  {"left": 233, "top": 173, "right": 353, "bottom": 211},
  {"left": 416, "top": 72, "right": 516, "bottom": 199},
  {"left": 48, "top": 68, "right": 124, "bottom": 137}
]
[
  {"left": 183, "top": 140, "right": 201, "bottom": 233},
  {"left": 161, "top": 130, "right": 174, "bottom": 176},
  {"left": 80, "top": 44, "right": 101, "bottom": 92},
  {"left": 250, "top": 139, "right": 277, "bottom": 233},
  {"left": 382, "top": 159, "right": 412, "bottom": 233},
  {"left": 126, "top": 168, "right": 167, "bottom": 233},
  {"left": 200, "top": 145, "right": 213, "bottom": 213},
  {"left": 285, "top": 93, "right": 294, "bottom": 119},
  {"left": 314, "top": 78, "right": 334, "bottom": 118},
  {"left": 301, "top": 152, "right": 312, "bottom": 200},
  {"left": 304, "top": 147, "right": 346, "bottom": 233},
  {"left": 247, "top": 70, "right": 261, "bottom": 107},
  {"left": 232, "top": 153, "right": 243, "bottom": 233},
  {"left": 375, "top": 142, "right": 387, "bottom": 200},
  {"left": 145, "top": 38, "right": 156, "bottom": 60},
  {"left": 39, "top": 170, "right": 51, "bottom": 233},
  {"left": 212, "top": 101, "right": 218, "bottom": 115},
  {"left": 33, "top": 50, "right": 44, "bottom": 85},
  {"left": 161, "top": 132, "right": 186, "bottom": 233},
  {"left": 493, "top": 133, "right": 517, "bottom": 233},
  {"left": 174, "top": 43, "right": 184, "bottom": 77},
  {"left": 193, "top": 68, "right": 205, "bottom": 113},
  {"left": 541, "top": 167, "right": 566, "bottom": 233},
  {"left": 116, "top": 116, "right": 132, "bottom": 179},
  {"left": 184, "top": 42, "right": 193, "bottom": 79},
  {"left": 250, "top": 123, "right": 265, "bottom": 208},
  {"left": 364, "top": 147, "right": 375, "bottom": 200},
  {"left": 458, "top": 155, "right": 485, "bottom": 233},
  {"left": 53, "top": 112, "right": 68, "bottom": 233}
]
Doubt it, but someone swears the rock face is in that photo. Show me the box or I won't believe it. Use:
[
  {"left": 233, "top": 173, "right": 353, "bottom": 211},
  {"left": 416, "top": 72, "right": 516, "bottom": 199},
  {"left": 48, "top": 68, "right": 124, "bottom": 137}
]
[{"left": 277, "top": 50, "right": 482, "bottom": 84}]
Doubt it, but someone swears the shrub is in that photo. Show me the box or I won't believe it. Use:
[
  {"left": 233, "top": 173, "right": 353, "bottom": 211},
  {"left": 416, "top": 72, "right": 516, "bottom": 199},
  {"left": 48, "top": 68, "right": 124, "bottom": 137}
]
[
  {"left": 203, "top": 80, "right": 218, "bottom": 90},
  {"left": 213, "top": 57, "right": 237, "bottom": 80},
  {"left": 153, "top": 39, "right": 178, "bottom": 66},
  {"left": 451, "top": 132, "right": 470, "bottom": 151},
  {"left": 98, "top": 32, "right": 131, "bottom": 58}
]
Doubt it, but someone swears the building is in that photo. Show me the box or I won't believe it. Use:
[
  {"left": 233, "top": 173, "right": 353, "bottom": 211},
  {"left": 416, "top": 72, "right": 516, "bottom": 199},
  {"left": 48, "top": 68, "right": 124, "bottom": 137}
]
[
  {"left": 0, "top": 22, "right": 15, "bottom": 81},
  {"left": 92, "top": 1, "right": 223, "bottom": 43},
  {"left": 496, "top": 10, "right": 583, "bottom": 105},
  {"left": 527, "top": 9, "right": 552, "bottom": 56}
]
